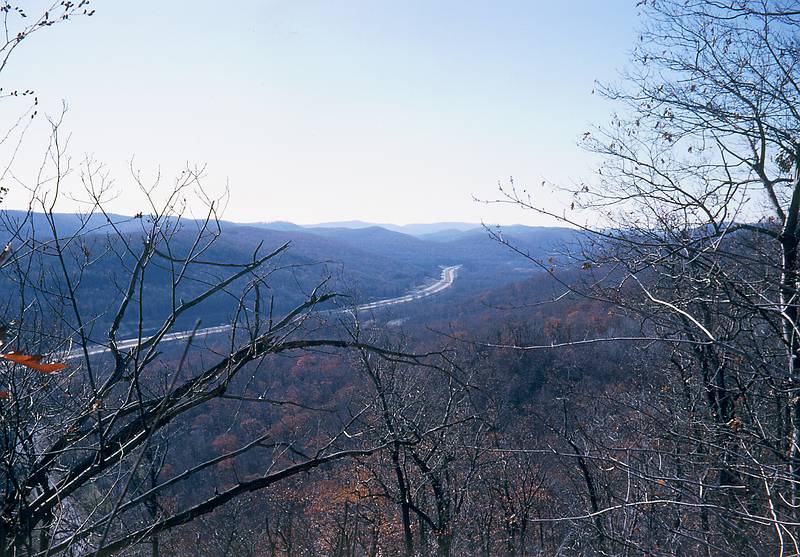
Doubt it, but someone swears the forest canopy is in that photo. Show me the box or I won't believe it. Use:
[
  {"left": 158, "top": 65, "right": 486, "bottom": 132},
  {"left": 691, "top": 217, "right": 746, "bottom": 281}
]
[{"left": 2, "top": 1, "right": 800, "bottom": 556}]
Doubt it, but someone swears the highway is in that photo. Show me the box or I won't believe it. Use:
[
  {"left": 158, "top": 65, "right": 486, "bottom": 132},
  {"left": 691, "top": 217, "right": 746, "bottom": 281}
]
[
  {"left": 356, "top": 264, "right": 459, "bottom": 310},
  {"left": 66, "top": 265, "right": 461, "bottom": 360}
]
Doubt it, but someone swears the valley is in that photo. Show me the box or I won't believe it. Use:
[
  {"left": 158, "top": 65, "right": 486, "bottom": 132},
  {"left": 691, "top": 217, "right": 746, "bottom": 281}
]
[{"left": 66, "top": 264, "right": 463, "bottom": 359}]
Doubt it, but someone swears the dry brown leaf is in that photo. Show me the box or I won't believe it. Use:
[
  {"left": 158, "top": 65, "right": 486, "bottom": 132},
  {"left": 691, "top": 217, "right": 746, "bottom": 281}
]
[{"left": 1, "top": 352, "right": 65, "bottom": 373}]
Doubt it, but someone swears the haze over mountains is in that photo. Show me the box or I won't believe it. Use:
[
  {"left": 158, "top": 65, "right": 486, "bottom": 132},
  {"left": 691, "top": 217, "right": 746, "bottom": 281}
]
[
  {"left": 0, "top": 211, "right": 572, "bottom": 243},
  {"left": 257, "top": 220, "right": 482, "bottom": 236},
  {"left": 0, "top": 210, "right": 579, "bottom": 337},
  {"left": 0, "top": 211, "right": 577, "bottom": 272}
]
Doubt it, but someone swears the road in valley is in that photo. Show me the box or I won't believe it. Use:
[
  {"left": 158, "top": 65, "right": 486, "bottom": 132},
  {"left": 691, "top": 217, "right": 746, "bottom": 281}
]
[
  {"left": 66, "top": 265, "right": 461, "bottom": 360},
  {"left": 356, "top": 264, "right": 460, "bottom": 310}
]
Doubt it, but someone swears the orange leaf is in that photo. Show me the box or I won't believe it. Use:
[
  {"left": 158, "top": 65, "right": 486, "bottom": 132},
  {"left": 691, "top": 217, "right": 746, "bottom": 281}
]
[
  {"left": 0, "top": 390, "right": 9, "bottom": 399},
  {"left": 1, "top": 353, "right": 65, "bottom": 373}
]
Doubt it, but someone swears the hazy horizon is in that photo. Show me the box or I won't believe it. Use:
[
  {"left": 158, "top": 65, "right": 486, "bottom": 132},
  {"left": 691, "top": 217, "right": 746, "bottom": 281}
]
[
  {"left": 0, "top": 0, "right": 638, "bottom": 226},
  {"left": 0, "top": 206, "right": 561, "bottom": 231}
]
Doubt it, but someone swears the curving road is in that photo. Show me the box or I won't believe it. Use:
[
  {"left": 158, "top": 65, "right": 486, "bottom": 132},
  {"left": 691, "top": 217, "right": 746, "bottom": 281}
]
[
  {"left": 67, "top": 265, "right": 461, "bottom": 360},
  {"left": 356, "top": 264, "right": 460, "bottom": 311}
]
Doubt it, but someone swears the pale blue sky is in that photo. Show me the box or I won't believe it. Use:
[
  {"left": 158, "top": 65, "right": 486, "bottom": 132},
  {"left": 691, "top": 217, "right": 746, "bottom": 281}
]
[{"left": 2, "top": 1, "right": 639, "bottom": 225}]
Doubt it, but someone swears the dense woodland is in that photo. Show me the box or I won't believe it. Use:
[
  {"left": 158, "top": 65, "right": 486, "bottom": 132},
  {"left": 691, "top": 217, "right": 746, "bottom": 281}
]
[{"left": 1, "top": 0, "right": 800, "bottom": 556}]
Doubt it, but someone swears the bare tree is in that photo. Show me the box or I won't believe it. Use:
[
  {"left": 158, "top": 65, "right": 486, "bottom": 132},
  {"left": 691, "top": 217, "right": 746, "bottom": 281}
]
[
  {"left": 0, "top": 1, "right": 95, "bottom": 204},
  {"left": 0, "top": 114, "right": 454, "bottom": 555},
  {"left": 486, "top": 1, "right": 800, "bottom": 554},
  {"left": 350, "top": 336, "right": 489, "bottom": 557}
]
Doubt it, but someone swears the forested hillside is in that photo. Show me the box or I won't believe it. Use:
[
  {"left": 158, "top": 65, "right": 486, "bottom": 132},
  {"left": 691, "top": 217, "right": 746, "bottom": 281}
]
[{"left": 1, "top": 1, "right": 800, "bottom": 556}]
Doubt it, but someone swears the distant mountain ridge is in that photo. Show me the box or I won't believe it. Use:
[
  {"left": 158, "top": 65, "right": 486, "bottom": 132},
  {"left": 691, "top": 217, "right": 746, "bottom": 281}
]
[
  {"left": 0, "top": 211, "right": 569, "bottom": 244},
  {"left": 0, "top": 209, "right": 581, "bottom": 335},
  {"left": 252, "top": 220, "right": 486, "bottom": 237},
  {"left": 0, "top": 212, "right": 578, "bottom": 269}
]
